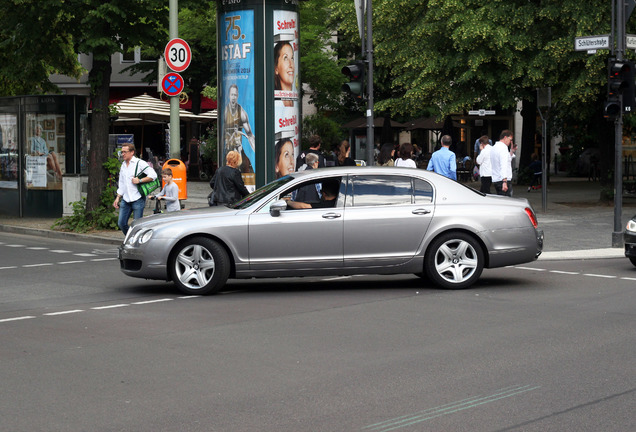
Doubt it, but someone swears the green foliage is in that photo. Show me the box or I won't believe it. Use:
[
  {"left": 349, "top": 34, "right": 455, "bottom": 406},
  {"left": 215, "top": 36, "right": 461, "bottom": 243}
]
[
  {"left": 200, "top": 123, "right": 218, "bottom": 165},
  {"left": 302, "top": 113, "right": 346, "bottom": 149},
  {"left": 53, "top": 153, "right": 121, "bottom": 232}
]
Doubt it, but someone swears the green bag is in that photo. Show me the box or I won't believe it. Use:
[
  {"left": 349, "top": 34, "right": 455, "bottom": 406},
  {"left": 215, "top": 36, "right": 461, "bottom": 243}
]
[{"left": 135, "top": 162, "right": 161, "bottom": 197}]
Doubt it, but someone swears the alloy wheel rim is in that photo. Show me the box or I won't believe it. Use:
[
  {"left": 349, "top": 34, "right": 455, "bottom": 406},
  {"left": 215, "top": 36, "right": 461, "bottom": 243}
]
[
  {"left": 175, "top": 244, "right": 216, "bottom": 289},
  {"left": 434, "top": 239, "right": 478, "bottom": 284}
]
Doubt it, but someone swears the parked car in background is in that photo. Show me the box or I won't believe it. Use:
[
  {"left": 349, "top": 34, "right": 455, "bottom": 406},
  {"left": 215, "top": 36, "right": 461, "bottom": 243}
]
[
  {"left": 625, "top": 214, "right": 636, "bottom": 267},
  {"left": 118, "top": 167, "right": 544, "bottom": 295}
]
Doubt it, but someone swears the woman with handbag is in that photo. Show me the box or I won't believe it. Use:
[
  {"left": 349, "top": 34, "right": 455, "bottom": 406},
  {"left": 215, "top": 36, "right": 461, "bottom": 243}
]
[{"left": 209, "top": 150, "right": 250, "bottom": 206}]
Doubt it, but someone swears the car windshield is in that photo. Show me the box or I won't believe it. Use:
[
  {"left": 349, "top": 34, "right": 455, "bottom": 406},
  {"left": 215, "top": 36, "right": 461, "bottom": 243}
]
[{"left": 231, "top": 176, "right": 295, "bottom": 209}]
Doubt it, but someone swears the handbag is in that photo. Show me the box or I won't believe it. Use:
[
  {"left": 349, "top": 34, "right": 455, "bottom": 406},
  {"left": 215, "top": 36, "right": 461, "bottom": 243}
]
[{"left": 135, "top": 162, "right": 161, "bottom": 197}]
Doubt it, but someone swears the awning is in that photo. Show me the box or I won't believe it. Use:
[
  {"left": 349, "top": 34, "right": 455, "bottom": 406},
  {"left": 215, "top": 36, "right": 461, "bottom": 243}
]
[{"left": 113, "top": 94, "right": 200, "bottom": 122}]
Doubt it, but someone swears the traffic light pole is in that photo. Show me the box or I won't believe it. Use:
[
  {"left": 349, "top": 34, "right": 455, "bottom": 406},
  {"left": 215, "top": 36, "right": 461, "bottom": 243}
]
[
  {"left": 612, "top": 0, "right": 624, "bottom": 247},
  {"left": 365, "top": 0, "right": 374, "bottom": 166}
]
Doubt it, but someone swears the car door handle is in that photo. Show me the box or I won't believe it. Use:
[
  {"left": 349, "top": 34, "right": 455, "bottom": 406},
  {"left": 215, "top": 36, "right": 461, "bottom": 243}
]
[
  {"left": 412, "top": 208, "right": 431, "bottom": 215},
  {"left": 322, "top": 212, "right": 342, "bottom": 219}
]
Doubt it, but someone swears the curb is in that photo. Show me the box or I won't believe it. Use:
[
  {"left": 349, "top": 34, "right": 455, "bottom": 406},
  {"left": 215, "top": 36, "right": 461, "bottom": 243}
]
[{"left": 0, "top": 224, "right": 123, "bottom": 246}]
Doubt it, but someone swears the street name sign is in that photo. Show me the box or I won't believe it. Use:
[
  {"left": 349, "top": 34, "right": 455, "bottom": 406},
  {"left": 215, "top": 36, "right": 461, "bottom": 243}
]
[
  {"left": 164, "top": 38, "right": 192, "bottom": 72},
  {"left": 468, "top": 109, "right": 495, "bottom": 116},
  {"left": 574, "top": 35, "right": 610, "bottom": 53},
  {"left": 627, "top": 34, "right": 636, "bottom": 50}
]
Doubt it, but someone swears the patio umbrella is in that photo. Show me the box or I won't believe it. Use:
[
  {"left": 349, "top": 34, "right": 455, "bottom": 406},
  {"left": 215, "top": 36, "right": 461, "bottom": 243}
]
[{"left": 112, "top": 94, "right": 200, "bottom": 156}]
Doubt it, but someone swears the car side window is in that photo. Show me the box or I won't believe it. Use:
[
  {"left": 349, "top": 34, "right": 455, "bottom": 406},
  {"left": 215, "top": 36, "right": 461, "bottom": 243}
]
[
  {"left": 414, "top": 178, "right": 434, "bottom": 204},
  {"left": 283, "top": 176, "right": 343, "bottom": 210},
  {"left": 352, "top": 175, "right": 412, "bottom": 207}
]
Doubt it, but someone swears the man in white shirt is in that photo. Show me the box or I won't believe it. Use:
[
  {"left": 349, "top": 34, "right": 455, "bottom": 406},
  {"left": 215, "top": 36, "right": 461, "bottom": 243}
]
[
  {"left": 113, "top": 144, "right": 157, "bottom": 234},
  {"left": 475, "top": 135, "right": 492, "bottom": 193},
  {"left": 490, "top": 130, "right": 514, "bottom": 196}
]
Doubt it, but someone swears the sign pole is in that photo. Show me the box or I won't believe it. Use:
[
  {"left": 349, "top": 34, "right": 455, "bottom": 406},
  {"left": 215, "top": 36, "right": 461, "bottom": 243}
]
[
  {"left": 365, "top": 0, "right": 374, "bottom": 166},
  {"left": 613, "top": 0, "right": 624, "bottom": 247},
  {"left": 169, "top": 0, "right": 180, "bottom": 160}
]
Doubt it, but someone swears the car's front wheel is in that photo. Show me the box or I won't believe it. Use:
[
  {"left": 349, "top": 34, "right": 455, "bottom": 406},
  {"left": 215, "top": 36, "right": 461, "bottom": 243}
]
[
  {"left": 425, "top": 232, "right": 484, "bottom": 289},
  {"left": 170, "top": 237, "right": 230, "bottom": 295},
  {"left": 630, "top": 256, "right": 636, "bottom": 267}
]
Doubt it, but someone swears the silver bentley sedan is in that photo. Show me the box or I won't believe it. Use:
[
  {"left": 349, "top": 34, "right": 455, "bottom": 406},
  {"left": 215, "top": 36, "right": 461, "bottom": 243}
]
[{"left": 119, "top": 167, "right": 543, "bottom": 295}]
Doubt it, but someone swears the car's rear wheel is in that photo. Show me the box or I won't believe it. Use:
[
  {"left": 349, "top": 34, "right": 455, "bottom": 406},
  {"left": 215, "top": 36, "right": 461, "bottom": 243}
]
[
  {"left": 425, "top": 232, "right": 484, "bottom": 289},
  {"left": 630, "top": 256, "right": 636, "bottom": 267},
  {"left": 170, "top": 237, "right": 230, "bottom": 295}
]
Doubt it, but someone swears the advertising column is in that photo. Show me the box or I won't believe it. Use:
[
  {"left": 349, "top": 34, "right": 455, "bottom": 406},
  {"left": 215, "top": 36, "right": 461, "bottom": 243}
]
[
  {"left": 219, "top": 9, "right": 256, "bottom": 191},
  {"left": 217, "top": 0, "right": 300, "bottom": 188},
  {"left": 272, "top": 9, "right": 300, "bottom": 179}
]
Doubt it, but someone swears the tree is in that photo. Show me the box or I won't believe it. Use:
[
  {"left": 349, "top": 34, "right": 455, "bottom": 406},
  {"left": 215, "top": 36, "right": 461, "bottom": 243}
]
[
  {"left": 0, "top": 1, "right": 83, "bottom": 95},
  {"left": 1, "top": 1, "right": 170, "bottom": 215}
]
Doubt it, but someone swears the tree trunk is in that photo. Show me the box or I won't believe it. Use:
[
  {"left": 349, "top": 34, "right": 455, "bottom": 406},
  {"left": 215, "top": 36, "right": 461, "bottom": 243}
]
[
  {"left": 86, "top": 57, "right": 112, "bottom": 214},
  {"left": 520, "top": 98, "right": 537, "bottom": 171}
]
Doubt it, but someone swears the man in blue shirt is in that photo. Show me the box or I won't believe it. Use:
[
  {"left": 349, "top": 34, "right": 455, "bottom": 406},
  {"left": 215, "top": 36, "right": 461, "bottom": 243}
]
[{"left": 427, "top": 135, "right": 457, "bottom": 180}]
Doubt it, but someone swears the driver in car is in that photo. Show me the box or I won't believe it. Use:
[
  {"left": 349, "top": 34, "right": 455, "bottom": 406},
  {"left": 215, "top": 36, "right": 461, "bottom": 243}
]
[{"left": 287, "top": 178, "right": 339, "bottom": 209}]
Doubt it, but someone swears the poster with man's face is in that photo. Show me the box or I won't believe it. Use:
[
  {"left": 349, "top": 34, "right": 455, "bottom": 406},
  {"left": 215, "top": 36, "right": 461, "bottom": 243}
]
[
  {"left": 220, "top": 10, "right": 256, "bottom": 190},
  {"left": 273, "top": 10, "right": 299, "bottom": 179}
]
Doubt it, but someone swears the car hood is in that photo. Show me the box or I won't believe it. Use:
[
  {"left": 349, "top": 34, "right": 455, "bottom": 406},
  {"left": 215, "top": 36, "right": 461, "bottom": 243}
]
[{"left": 129, "top": 206, "right": 240, "bottom": 230}]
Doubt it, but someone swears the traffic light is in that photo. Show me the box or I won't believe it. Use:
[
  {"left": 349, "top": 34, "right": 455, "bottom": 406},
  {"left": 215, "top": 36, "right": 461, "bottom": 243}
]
[
  {"left": 341, "top": 61, "right": 365, "bottom": 98},
  {"left": 608, "top": 59, "right": 635, "bottom": 113},
  {"left": 604, "top": 96, "right": 621, "bottom": 120}
]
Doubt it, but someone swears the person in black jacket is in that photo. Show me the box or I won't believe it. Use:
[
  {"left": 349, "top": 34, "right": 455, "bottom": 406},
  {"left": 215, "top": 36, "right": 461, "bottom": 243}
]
[{"left": 209, "top": 150, "right": 250, "bottom": 206}]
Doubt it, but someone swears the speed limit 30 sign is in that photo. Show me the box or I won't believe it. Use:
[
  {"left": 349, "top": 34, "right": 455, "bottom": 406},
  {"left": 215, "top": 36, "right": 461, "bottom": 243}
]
[{"left": 164, "top": 38, "right": 192, "bottom": 72}]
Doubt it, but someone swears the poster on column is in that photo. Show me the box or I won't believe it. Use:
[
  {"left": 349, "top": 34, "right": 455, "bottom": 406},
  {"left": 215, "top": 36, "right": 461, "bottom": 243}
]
[
  {"left": 273, "top": 10, "right": 300, "bottom": 178},
  {"left": 220, "top": 10, "right": 256, "bottom": 190}
]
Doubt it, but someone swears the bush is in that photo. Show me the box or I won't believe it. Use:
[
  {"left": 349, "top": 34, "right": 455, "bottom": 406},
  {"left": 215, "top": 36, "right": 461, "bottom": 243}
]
[{"left": 53, "top": 153, "right": 121, "bottom": 232}]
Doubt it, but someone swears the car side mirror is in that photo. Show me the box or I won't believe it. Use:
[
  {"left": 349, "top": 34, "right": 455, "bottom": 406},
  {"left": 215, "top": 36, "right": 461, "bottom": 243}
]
[{"left": 269, "top": 199, "right": 287, "bottom": 217}]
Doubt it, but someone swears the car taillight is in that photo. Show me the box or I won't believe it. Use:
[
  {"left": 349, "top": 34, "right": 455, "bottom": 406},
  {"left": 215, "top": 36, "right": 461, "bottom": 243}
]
[{"left": 524, "top": 207, "right": 538, "bottom": 228}]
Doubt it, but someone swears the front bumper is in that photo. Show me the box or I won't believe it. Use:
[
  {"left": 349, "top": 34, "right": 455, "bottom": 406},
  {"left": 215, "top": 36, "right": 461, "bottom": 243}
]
[
  {"left": 624, "top": 230, "right": 636, "bottom": 257},
  {"left": 118, "top": 243, "right": 169, "bottom": 280}
]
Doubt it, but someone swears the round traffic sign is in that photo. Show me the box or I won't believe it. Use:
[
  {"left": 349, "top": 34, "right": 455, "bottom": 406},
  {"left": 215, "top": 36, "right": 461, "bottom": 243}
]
[
  {"left": 164, "top": 38, "right": 192, "bottom": 72},
  {"left": 162, "top": 72, "right": 184, "bottom": 97}
]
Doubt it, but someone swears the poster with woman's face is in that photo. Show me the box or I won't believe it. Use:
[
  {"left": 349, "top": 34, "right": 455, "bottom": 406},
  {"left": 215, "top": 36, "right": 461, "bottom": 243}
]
[{"left": 273, "top": 10, "right": 299, "bottom": 178}]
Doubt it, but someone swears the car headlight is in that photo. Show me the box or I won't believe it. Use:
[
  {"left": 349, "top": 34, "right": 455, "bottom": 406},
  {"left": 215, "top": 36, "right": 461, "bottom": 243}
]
[
  {"left": 627, "top": 219, "right": 636, "bottom": 232},
  {"left": 126, "top": 228, "right": 153, "bottom": 245},
  {"left": 139, "top": 229, "right": 154, "bottom": 244}
]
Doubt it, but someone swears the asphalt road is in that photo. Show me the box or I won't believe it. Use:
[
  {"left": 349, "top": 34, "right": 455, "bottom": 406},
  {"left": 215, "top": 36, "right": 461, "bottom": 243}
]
[{"left": 0, "top": 233, "right": 634, "bottom": 431}]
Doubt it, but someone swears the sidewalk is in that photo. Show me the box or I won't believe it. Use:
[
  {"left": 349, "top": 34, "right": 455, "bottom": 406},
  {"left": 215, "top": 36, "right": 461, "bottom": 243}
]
[{"left": 0, "top": 176, "right": 634, "bottom": 260}]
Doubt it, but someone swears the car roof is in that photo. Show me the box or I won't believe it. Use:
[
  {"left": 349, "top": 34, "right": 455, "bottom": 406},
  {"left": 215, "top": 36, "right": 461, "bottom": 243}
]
[{"left": 288, "top": 166, "right": 438, "bottom": 180}]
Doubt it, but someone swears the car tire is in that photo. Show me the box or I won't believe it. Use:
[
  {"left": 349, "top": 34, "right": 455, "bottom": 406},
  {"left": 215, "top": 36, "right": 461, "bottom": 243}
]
[
  {"left": 169, "top": 237, "right": 230, "bottom": 295},
  {"left": 630, "top": 257, "right": 636, "bottom": 267},
  {"left": 425, "top": 231, "right": 484, "bottom": 290}
]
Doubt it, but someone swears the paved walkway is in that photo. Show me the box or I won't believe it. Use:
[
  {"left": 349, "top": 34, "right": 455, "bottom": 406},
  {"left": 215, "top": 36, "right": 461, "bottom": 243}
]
[{"left": 1, "top": 176, "right": 634, "bottom": 261}]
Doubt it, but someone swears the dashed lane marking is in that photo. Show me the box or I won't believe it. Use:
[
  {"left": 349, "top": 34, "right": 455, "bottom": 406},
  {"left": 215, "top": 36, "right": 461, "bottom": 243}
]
[
  {"left": 0, "top": 296, "right": 201, "bottom": 325},
  {"left": 582, "top": 273, "right": 617, "bottom": 279}
]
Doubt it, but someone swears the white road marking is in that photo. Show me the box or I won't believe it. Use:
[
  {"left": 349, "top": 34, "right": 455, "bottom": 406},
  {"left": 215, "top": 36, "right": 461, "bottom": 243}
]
[
  {"left": 550, "top": 270, "right": 580, "bottom": 275},
  {"left": 49, "top": 249, "right": 72, "bottom": 253},
  {"left": 583, "top": 274, "right": 617, "bottom": 279},
  {"left": 132, "top": 299, "right": 173, "bottom": 305},
  {"left": 74, "top": 253, "right": 97, "bottom": 257},
  {"left": 23, "top": 263, "right": 53, "bottom": 268},
  {"left": 44, "top": 310, "right": 84, "bottom": 316},
  {"left": 515, "top": 267, "right": 546, "bottom": 271},
  {"left": 58, "top": 260, "right": 86, "bottom": 265},
  {"left": 0, "top": 316, "right": 36, "bottom": 323},
  {"left": 6, "top": 244, "right": 25, "bottom": 248},
  {"left": 91, "top": 258, "right": 117, "bottom": 262},
  {"left": 0, "top": 266, "right": 18, "bottom": 270},
  {"left": 91, "top": 304, "right": 129, "bottom": 310},
  {"left": 27, "top": 247, "right": 48, "bottom": 250}
]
